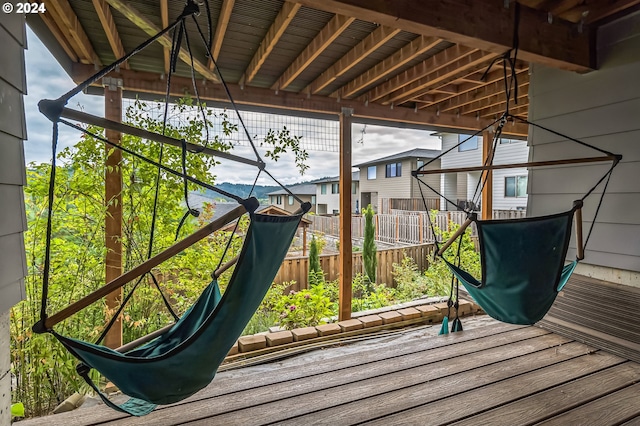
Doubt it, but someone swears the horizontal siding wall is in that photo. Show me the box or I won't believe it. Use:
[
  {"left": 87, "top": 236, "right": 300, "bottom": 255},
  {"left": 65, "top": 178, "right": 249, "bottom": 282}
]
[{"left": 527, "top": 11, "right": 640, "bottom": 276}]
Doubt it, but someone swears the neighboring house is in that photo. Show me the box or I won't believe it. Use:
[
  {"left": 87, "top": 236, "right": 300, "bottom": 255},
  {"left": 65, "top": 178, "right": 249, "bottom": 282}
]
[
  {"left": 355, "top": 148, "right": 441, "bottom": 213},
  {"left": 439, "top": 133, "right": 529, "bottom": 211},
  {"left": 314, "top": 172, "right": 360, "bottom": 215},
  {"left": 267, "top": 184, "right": 317, "bottom": 214}
]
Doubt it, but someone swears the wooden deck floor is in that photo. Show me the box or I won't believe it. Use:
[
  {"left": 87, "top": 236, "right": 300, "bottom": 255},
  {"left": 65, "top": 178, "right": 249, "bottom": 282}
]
[{"left": 21, "top": 320, "right": 640, "bottom": 425}]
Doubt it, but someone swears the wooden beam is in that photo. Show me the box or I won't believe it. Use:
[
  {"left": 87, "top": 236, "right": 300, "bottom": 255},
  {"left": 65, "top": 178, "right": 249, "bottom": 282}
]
[
  {"left": 47, "top": 0, "right": 101, "bottom": 65},
  {"left": 272, "top": 14, "right": 355, "bottom": 91},
  {"left": 44, "top": 204, "right": 248, "bottom": 329},
  {"left": 288, "top": 0, "right": 594, "bottom": 72},
  {"left": 105, "top": 0, "right": 219, "bottom": 82},
  {"left": 481, "top": 131, "right": 493, "bottom": 220},
  {"left": 208, "top": 0, "right": 235, "bottom": 68},
  {"left": 103, "top": 84, "right": 122, "bottom": 349},
  {"left": 160, "top": 0, "right": 170, "bottom": 74},
  {"left": 242, "top": 2, "right": 301, "bottom": 85},
  {"left": 434, "top": 71, "right": 530, "bottom": 113},
  {"left": 336, "top": 35, "right": 442, "bottom": 99},
  {"left": 306, "top": 25, "right": 401, "bottom": 94},
  {"left": 365, "top": 45, "right": 477, "bottom": 103},
  {"left": 457, "top": 83, "right": 530, "bottom": 116},
  {"left": 380, "top": 50, "right": 498, "bottom": 105},
  {"left": 415, "top": 156, "right": 617, "bottom": 175},
  {"left": 71, "top": 63, "right": 529, "bottom": 136},
  {"left": 40, "top": 10, "right": 79, "bottom": 62},
  {"left": 92, "top": 0, "right": 128, "bottom": 69},
  {"left": 338, "top": 107, "right": 353, "bottom": 321},
  {"left": 557, "top": 0, "right": 640, "bottom": 24},
  {"left": 479, "top": 102, "right": 529, "bottom": 119}
]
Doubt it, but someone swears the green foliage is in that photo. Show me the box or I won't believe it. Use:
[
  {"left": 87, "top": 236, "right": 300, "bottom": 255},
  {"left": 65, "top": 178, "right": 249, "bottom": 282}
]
[
  {"left": 11, "top": 403, "right": 25, "bottom": 418},
  {"left": 262, "top": 127, "right": 309, "bottom": 175},
  {"left": 308, "top": 236, "right": 322, "bottom": 286},
  {"left": 424, "top": 213, "right": 481, "bottom": 300},
  {"left": 351, "top": 273, "right": 396, "bottom": 312},
  {"left": 362, "top": 204, "right": 377, "bottom": 286},
  {"left": 10, "top": 98, "right": 308, "bottom": 417},
  {"left": 392, "top": 256, "right": 447, "bottom": 300},
  {"left": 275, "top": 285, "right": 334, "bottom": 330}
]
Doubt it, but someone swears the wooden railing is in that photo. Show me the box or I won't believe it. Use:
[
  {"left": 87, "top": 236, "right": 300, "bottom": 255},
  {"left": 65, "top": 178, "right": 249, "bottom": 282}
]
[
  {"left": 380, "top": 197, "right": 440, "bottom": 213},
  {"left": 275, "top": 243, "right": 435, "bottom": 290}
]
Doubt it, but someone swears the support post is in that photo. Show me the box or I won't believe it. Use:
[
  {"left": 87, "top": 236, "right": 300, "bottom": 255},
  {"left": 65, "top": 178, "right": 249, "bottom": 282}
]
[
  {"left": 338, "top": 107, "right": 353, "bottom": 321},
  {"left": 104, "top": 80, "right": 123, "bottom": 349},
  {"left": 302, "top": 226, "right": 307, "bottom": 256},
  {"left": 481, "top": 130, "right": 493, "bottom": 220}
]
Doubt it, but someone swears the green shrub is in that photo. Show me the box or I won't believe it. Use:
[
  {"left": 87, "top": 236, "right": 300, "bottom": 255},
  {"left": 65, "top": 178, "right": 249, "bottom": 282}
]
[
  {"left": 362, "top": 205, "right": 377, "bottom": 286},
  {"left": 276, "top": 285, "right": 334, "bottom": 330}
]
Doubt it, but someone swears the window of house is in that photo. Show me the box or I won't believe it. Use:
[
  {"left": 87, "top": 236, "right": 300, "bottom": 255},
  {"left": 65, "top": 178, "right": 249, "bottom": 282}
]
[
  {"left": 311, "top": 195, "right": 316, "bottom": 205},
  {"left": 416, "top": 160, "right": 424, "bottom": 169},
  {"left": 331, "top": 183, "right": 339, "bottom": 194},
  {"left": 352, "top": 182, "right": 357, "bottom": 194},
  {"left": 367, "top": 166, "right": 376, "bottom": 179},
  {"left": 505, "top": 176, "right": 528, "bottom": 197},
  {"left": 458, "top": 135, "right": 479, "bottom": 152},
  {"left": 499, "top": 138, "right": 524, "bottom": 144},
  {"left": 276, "top": 195, "right": 282, "bottom": 204},
  {"left": 385, "top": 162, "right": 402, "bottom": 178},
  {"left": 321, "top": 184, "right": 327, "bottom": 194}
]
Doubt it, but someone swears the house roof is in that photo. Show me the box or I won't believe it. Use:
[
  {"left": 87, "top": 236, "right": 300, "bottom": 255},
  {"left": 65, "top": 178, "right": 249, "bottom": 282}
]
[
  {"left": 313, "top": 171, "right": 360, "bottom": 183},
  {"left": 267, "top": 183, "right": 317, "bottom": 196},
  {"left": 354, "top": 148, "right": 441, "bottom": 167}
]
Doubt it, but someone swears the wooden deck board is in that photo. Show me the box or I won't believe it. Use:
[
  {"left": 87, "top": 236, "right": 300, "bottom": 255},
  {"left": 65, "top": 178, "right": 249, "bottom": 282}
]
[{"left": 18, "top": 321, "right": 640, "bottom": 426}]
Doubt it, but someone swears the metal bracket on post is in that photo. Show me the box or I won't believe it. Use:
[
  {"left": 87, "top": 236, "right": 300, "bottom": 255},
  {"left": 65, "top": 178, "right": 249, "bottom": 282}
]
[{"left": 102, "top": 77, "right": 123, "bottom": 92}]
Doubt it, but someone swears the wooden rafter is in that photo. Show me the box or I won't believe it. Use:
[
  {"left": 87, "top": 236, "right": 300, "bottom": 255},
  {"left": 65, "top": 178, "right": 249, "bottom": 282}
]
[
  {"left": 92, "top": 0, "right": 128, "bottom": 69},
  {"left": 71, "top": 63, "right": 529, "bottom": 136},
  {"left": 160, "top": 0, "right": 169, "bottom": 74},
  {"left": 562, "top": 0, "right": 640, "bottom": 23},
  {"left": 288, "top": 0, "right": 594, "bottom": 72},
  {"left": 305, "top": 25, "right": 401, "bottom": 94},
  {"left": 272, "top": 14, "right": 355, "bottom": 91},
  {"left": 457, "top": 83, "right": 530, "bottom": 116},
  {"left": 105, "top": 0, "right": 219, "bottom": 82},
  {"left": 335, "top": 35, "right": 442, "bottom": 99},
  {"left": 479, "top": 101, "right": 529, "bottom": 118},
  {"left": 364, "top": 45, "right": 476, "bottom": 103},
  {"left": 48, "top": 0, "right": 101, "bottom": 65},
  {"left": 242, "top": 2, "right": 301, "bottom": 86},
  {"left": 385, "top": 51, "right": 499, "bottom": 105},
  {"left": 432, "top": 71, "right": 530, "bottom": 113},
  {"left": 40, "top": 10, "right": 79, "bottom": 62},
  {"left": 208, "top": 0, "right": 235, "bottom": 69}
]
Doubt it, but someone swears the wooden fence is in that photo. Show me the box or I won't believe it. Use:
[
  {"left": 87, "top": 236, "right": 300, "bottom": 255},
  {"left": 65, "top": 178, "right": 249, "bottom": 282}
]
[
  {"left": 308, "top": 209, "right": 526, "bottom": 245},
  {"left": 379, "top": 197, "right": 440, "bottom": 213},
  {"left": 274, "top": 243, "right": 435, "bottom": 290}
]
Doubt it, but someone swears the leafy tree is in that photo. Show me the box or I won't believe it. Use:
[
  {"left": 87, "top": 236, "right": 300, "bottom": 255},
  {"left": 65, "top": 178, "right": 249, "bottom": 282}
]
[{"left": 362, "top": 204, "right": 377, "bottom": 286}]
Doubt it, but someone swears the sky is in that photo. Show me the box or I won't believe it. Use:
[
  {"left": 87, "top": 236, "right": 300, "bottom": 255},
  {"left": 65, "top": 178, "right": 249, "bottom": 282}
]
[{"left": 24, "top": 28, "right": 441, "bottom": 186}]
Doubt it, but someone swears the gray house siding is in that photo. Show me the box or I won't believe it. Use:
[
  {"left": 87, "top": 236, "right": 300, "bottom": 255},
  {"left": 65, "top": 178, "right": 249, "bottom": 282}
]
[
  {"left": 0, "top": 11, "right": 27, "bottom": 426},
  {"left": 527, "top": 11, "right": 640, "bottom": 279}
]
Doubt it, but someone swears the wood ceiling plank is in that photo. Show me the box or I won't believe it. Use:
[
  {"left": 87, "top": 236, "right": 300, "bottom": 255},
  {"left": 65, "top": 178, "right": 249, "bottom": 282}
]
[
  {"left": 40, "top": 10, "right": 79, "bottom": 63},
  {"left": 305, "top": 25, "right": 401, "bottom": 94},
  {"left": 106, "top": 0, "right": 219, "bottom": 82},
  {"left": 71, "top": 63, "right": 528, "bottom": 137},
  {"left": 242, "top": 2, "right": 301, "bottom": 85},
  {"left": 209, "top": 0, "right": 235, "bottom": 68},
  {"left": 335, "top": 35, "right": 442, "bottom": 99},
  {"left": 288, "top": 0, "right": 594, "bottom": 72},
  {"left": 92, "top": 0, "right": 128, "bottom": 68},
  {"left": 365, "top": 44, "right": 476, "bottom": 103},
  {"left": 48, "top": 0, "right": 101, "bottom": 65},
  {"left": 160, "top": 0, "right": 169, "bottom": 74},
  {"left": 272, "top": 14, "right": 355, "bottom": 91}
]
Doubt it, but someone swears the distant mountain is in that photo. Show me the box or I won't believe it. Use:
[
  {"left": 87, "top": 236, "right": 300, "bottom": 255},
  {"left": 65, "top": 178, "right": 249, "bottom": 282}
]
[{"left": 203, "top": 182, "right": 279, "bottom": 202}]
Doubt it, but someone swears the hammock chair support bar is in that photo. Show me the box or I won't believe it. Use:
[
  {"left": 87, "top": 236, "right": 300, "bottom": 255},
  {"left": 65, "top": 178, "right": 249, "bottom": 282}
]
[
  {"left": 574, "top": 200, "right": 585, "bottom": 260},
  {"left": 438, "top": 215, "right": 475, "bottom": 256},
  {"left": 56, "top": 105, "right": 265, "bottom": 169},
  {"left": 116, "top": 322, "right": 175, "bottom": 353},
  {"left": 37, "top": 201, "right": 254, "bottom": 331},
  {"left": 412, "top": 155, "right": 618, "bottom": 176},
  {"left": 213, "top": 255, "right": 239, "bottom": 279}
]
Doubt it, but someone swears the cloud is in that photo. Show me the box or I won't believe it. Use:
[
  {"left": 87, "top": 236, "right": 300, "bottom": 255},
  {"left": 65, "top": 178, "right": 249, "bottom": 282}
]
[{"left": 25, "top": 29, "right": 441, "bottom": 188}]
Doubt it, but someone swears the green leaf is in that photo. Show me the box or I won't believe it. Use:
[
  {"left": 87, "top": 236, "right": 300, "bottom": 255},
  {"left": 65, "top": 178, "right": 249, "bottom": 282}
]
[{"left": 11, "top": 403, "right": 25, "bottom": 417}]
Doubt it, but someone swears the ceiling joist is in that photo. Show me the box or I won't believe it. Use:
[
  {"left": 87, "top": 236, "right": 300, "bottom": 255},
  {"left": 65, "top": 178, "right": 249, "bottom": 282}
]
[
  {"left": 92, "top": 0, "right": 128, "bottom": 69},
  {"left": 456, "top": 83, "right": 530, "bottom": 116},
  {"left": 289, "top": 0, "right": 595, "bottom": 72},
  {"left": 40, "top": 9, "right": 79, "bottom": 62},
  {"left": 242, "top": 2, "right": 301, "bottom": 86},
  {"left": 209, "top": 0, "right": 235, "bottom": 69},
  {"left": 272, "top": 14, "right": 355, "bottom": 91},
  {"left": 160, "top": 0, "right": 169, "bottom": 74},
  {"left": 305, "top": 25, "right": 401, "bottom": 95},
  {"left": 48, "top": 0, "right": 101, "bottom": 65},
  {"left": 105, "top": 0, "right": 219, "bottom": 82}
]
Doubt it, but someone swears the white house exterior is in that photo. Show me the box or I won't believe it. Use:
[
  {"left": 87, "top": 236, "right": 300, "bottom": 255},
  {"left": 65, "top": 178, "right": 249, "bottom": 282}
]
[
  {"left": 267, "top": 184, "right": 317, "bottom": 214},
  {"left": 439, "top": 133, "right": 529, "bottom": 211},
  {"left": 314, "top": 172, "right": 359, "bottom": 215}
]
